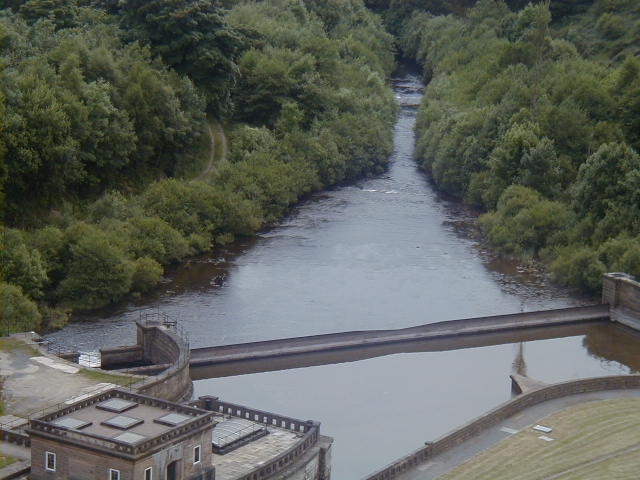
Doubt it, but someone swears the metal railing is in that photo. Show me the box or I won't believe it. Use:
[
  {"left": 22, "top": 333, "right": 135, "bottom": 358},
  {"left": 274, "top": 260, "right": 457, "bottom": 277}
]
[{"left": 139, "top": 311, "right": 190, "bottom": 346}]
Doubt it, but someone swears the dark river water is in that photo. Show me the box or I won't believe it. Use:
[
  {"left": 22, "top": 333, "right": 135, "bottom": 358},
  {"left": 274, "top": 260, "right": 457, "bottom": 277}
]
[{"left": 46, "top": 72, "right": 640, "bottom": 479}]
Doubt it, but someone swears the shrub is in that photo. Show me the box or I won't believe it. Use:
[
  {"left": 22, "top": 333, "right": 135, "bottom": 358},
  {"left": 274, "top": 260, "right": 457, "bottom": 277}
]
[
  {"left": 57, "top": 224, "right": 134, "bottom": 309},
  {"left": 131, "top": 257, "right": 164, "bottom": 294},
  {"left": 550, "top": 246, "right": 606, "bottom": 294},
  {"left": 480, "top": 186, "right": 570, "bottom": 257},
  {"left": 0, "top": 282, "right": 41, "bottom": 335}
]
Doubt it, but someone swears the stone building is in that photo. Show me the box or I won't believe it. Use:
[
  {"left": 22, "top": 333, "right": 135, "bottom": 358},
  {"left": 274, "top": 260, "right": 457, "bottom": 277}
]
[{"left": 27, "top": 389, "right": 216, "bottom": 480}]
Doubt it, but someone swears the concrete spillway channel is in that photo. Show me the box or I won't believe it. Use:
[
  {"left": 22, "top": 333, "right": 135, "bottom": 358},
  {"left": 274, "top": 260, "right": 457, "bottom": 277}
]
[{"left": 189, "top": 305, "right": 611, "bottom": 378}]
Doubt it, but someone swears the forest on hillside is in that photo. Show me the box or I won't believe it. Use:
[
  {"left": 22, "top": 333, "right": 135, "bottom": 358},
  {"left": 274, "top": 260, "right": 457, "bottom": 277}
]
[
  {"left": 376, "top": 0, "right": 640, "bottom": 294},
  {"left": 2, "top": 0, "right": 640, "bottom": 336},
  {"left": 0, "top": 0, "right": 396, "bottom": 334}
]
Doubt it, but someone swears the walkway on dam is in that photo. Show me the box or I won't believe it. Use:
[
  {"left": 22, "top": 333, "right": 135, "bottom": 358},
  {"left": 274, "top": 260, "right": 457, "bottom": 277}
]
[
  {"left": 389, "top": 387, "right": 640, "bottom": 480},
  {"left": 189, "top": 305, "right": 610, "bottom": 369}
]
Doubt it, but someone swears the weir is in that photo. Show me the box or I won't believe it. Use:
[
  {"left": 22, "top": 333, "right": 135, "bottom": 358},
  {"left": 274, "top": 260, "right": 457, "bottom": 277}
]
[
  {"left": 189, "top": 273, "right": 640, "bottom": 379},
  {"left": 190, "top": 305, "right": 610, "bottom": 376}
]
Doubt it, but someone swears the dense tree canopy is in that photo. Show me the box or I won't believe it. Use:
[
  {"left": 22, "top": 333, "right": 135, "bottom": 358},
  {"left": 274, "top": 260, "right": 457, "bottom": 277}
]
[
  {"left": 1, "top": 0, "right": 396, "bottom": 331},
  {"left": 5, "top": 0, "right": 637, "bottom": 336},
  {"left": 397, "top": 0, "right": 640, "bottom": 293}
]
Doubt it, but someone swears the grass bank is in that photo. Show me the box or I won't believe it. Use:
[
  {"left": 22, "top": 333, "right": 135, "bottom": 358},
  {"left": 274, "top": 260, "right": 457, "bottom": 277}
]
[
  {"left": 441, "top": 398, "right": 640, "bottom": 479},
  {"left": 0, "top": 455, "right": 17, "bottom": 469}
]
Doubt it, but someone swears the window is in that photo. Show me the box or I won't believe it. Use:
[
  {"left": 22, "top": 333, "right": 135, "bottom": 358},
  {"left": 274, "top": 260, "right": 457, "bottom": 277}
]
[
  {"left": 193, "top": 445, "right": 201, "bottom": 464},
  {"left": 109, "top": 468, "right": 121, "bottom": 480},
  {"left": 45, "top": 451, "right": 56, "bottom": 472},
  {"left": 144, "top": 467, "right": 152, "bottom": 480}
]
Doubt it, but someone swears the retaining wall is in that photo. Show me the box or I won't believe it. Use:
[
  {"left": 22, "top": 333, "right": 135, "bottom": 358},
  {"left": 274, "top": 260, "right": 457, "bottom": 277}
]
[
  {"left": 98, "top": 317, "right": 192, "bottom": 402},
  {"left": 100, "top": 345, "right": 143, "bottom": 368},
  {"left": 132, "top": 323, "right": 192, "bottom": 402},
  {"left": 363, "top": 375, "right": 640, "bottom": 480}
]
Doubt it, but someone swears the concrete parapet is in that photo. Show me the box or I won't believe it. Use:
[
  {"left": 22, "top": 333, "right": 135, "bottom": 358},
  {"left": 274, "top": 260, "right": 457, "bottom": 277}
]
[
  {"left": 602, "top": 273, "right": 640, "bottom": 314},
  {"left": 132, "top": 322, "right": 192, "bottom": 402},
  {"left": 0, "top": 428, "right": 30, "bottom": 448},
  {"left": 510, "top": 374, "right": 547, "bottom": 395},
  {"left": 100, "top": 316, "right": 193, "bottom": 402},
  {"left": 0, "top": 459, "right": 30, "bottom": 480},
  {"left": 100, "top": 345, "right": 143, "bottom": 369},
  {"left": 363, "top": 374, "right": 640, "bottom": 480}
]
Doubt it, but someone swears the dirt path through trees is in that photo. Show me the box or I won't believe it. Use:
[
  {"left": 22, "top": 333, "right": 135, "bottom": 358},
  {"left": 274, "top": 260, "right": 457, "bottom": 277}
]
[{"left": 199, "top": 119, "right": 227, "bottom": 179}]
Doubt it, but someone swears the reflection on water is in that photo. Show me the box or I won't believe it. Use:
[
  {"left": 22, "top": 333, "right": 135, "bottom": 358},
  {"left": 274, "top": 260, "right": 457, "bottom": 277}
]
[
  {"left": 193, "top": 328, "right": 634, "bottom": 479},
  {"left": 45, "top": 71, "right": 640, "bottom": 479},
  {"left": 583, "top": 323, "right": 640, "bottom": 373}
]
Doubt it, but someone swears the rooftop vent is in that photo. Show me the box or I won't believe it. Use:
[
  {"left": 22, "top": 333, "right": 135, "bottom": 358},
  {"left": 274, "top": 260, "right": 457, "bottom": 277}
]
[
  {"left": 96, "top": 398, "right": 138, "bottom": 413},
  {"left": 52, "top": 417, "right": 92, "bottom": 430},
  {"left": 113, "top": 432, "right": 146, "bottom": 445},
  {"left": 102, "top": 415, "right": 144, "bottom": 430},
  {"left": 154, "top": 413, "right": 192, "bottom": 427}
]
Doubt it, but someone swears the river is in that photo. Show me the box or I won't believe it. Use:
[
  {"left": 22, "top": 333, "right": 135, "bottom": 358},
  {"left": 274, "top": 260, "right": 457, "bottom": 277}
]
[{"left": 46, "top": 71, "right": 640, "bottom": 478}]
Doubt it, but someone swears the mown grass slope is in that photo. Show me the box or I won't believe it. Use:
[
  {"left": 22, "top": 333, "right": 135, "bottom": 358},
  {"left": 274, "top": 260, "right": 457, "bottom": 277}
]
[{"left": 441, "top": 398, "right": 640, "bottom": 480}]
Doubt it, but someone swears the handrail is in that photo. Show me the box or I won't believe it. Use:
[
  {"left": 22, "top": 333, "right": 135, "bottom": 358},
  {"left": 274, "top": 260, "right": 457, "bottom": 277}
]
[
  {"left": 196, "top": 396, "right": 321, "bottom": 480},
  {"left": 197, "top": 397, "right": 315, "bottom": 434}
]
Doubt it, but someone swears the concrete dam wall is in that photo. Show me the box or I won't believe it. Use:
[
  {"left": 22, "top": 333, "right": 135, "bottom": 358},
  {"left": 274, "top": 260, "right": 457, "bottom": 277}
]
[{"left": 189, "top": 304, "right": 610, "bottom": 374}]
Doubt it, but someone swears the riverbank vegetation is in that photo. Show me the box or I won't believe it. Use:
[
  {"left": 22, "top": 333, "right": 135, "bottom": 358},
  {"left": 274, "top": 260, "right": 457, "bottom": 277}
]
[
  {"left": 1, "top": 0, "right": 396, "bottom": 334},
  {"left": 381, "top": 0, "right": 640, "bottom": 294}
]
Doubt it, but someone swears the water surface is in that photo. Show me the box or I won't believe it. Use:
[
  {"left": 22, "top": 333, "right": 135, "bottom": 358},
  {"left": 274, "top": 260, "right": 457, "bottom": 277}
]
[{"left": 46, "top": 72, "right": 640, "bottom": 478}]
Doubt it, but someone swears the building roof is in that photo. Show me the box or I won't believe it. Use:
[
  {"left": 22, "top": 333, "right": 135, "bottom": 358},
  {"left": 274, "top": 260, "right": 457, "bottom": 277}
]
[{"left": 28, "top": 389, "right": 216, "bottom": 459}]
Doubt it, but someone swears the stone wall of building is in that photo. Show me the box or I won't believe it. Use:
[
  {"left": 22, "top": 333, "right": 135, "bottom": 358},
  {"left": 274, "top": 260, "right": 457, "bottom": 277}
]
[
  {"left": 29, "top": 427, "right": 213, "bottom": 480},
  {"left": 195, "top": 396, "right": 332, "bottom": 480},
  {"left": 30, "top": 435, "right": 141, "bottom": 480}
]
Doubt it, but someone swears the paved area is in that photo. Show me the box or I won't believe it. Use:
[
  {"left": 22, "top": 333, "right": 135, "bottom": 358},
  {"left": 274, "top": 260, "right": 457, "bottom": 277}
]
[
  {"left": 213, "top": 421, "right": 301, "bottom": 480},
  {"left": 1, "top": 338, "right": 125, "bottom": 479},
  {"left": 0, "top": 341, "right": 116, "bottom": 418},
  {"left": 438, "top": 397, "right": 640, "bottom": 479},
  {"left": 1, "top": 337, "right": 306, "bottom": 480},
  {"left": 394, "top": 388, "right": 640, "bottom": 479},
  {"left": 0, "top": 441, "right": 30, "bottom": 480}
]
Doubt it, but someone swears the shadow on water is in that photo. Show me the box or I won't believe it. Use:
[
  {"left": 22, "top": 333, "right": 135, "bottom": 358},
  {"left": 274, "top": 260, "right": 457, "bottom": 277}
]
[{"left": 583, "top": 323, "right": 640, "bottom": 373}]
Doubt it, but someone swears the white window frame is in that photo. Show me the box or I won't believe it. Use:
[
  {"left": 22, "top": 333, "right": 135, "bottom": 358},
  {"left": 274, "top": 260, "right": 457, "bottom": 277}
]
[
  {"left": 194, "top": 444, "right": 201, "bottom": 464},
  {"left": 45, "top": 451, "right": 56, "bottom": 472},
  {"left": 109, "top": 468, "right": 121, "bottom": 480},
  {"left": 144, "top": 466, "right": 152, "bottom": 480}
]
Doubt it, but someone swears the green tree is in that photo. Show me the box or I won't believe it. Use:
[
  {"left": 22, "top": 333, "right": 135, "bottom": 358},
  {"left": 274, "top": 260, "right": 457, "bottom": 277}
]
[
  {"left": 119, "top": 0, "right": 242, "bottom": 112},
  {"left": 17, "top": 0, "right": 80, "bottom": 29},
  {"left": 124, "top": 216, "right": 190, "bottom": 264},
  {"left": 57, "top": 223, "right": 134, "bottom": 309},
  {"left": 480, "top": 185, "right": 570, "bottom": 257},
  {"left": 1, "top": 228, "right": 48, "bottom": 299},
  {"left": 233, "top": 47, "right": 319, "bottom": 127},
  {"left": 485, "top": 122, "right": 562, "bottom": 207},
  {"left": 130, "top": 256, "right": 163, "bottom": 293},
  {"left": 573, "top": 142, "right": 640, "bottom": 225},
  {"left": 0, "top": 282, "right": 42, "bottom": 335},
  {"left": 551, "top": 246, "right": 606, "bottom": 294}
]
